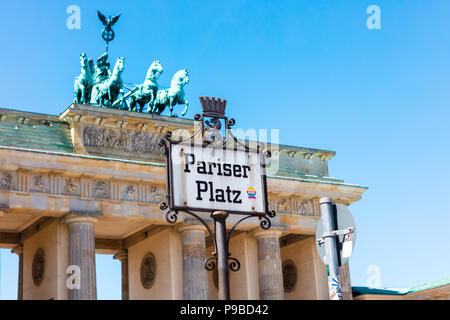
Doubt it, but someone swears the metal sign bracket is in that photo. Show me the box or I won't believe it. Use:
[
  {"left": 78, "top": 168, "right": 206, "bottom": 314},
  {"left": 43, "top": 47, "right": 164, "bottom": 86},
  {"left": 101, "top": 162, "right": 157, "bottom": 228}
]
[{"left": 317, "top": 227, "right": 354, "bottom": 247}]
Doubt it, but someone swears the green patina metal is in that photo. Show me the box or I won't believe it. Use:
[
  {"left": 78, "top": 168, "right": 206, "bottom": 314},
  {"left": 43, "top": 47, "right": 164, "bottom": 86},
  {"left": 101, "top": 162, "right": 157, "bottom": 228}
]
[
  {"left": 0, "top": 121, "right": 73, "bottom": 153},
  {"left": 90, "top": 55, "right": 125, "bottom": 107},
  {"left": 97, "top": 11, "right": 120, "bottom": 53},
  {"left": 152, "top": 68, "right": 189, "bottom": 117},
  {"left": 112, "top": 60, "right": 164, "bottom": 113},
  {"left": 73, "top": 11, "right": 189, "bottom": 117},
  {"left": 73, "top": 53, "right": 94, "bottom": 105},
  {"left": 352, "top": 277, "right": 450, "bottom": 297},
  {"left": 267, "top": 173, "right": 367, "bottom": 189}
]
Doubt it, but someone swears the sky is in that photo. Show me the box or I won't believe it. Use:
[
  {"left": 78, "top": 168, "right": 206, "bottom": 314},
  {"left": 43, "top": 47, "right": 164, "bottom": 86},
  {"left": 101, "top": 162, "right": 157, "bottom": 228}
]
[{"left": 0, "top": 0, "right": 449, "bottom": 299}]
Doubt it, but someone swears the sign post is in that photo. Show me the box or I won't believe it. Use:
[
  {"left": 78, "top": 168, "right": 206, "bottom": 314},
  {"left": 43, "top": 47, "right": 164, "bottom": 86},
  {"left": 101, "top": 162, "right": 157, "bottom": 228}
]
[
  {"left": 316, "top": 198, "right": 356, "bottom": 300},
  {"left": 159, "top": 96, "right": 276, "bottom": 300},
  {"left": 212, "top": 210, "right": 230, "bottom": 300},
  {"left": 319, "top": 198, "right": 343, "bottom": 300}
]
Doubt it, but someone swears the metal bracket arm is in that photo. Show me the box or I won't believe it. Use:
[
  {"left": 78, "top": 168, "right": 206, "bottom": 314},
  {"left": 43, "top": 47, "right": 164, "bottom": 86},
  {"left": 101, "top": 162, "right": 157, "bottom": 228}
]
[{"left": 317, "top": 227, "right": 354, "bottom": 246}]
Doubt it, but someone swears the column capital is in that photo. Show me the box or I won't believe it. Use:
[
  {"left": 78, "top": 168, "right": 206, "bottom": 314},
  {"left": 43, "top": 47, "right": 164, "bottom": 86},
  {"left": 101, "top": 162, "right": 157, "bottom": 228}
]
[
  {"left": 177, "top": 222, "right": 207, "bottom": 234},
  {"left": 64, "top": 215, "right": 98, "bottom": 225},
  {"left": 113, "top": 250, "right": 128, "bottom": 262},
  {"left": 11, "top": 245, "right": 23, "bottom": 255},
  {"left": 250, "top": 228, "right": 283, "bottom": 239}
]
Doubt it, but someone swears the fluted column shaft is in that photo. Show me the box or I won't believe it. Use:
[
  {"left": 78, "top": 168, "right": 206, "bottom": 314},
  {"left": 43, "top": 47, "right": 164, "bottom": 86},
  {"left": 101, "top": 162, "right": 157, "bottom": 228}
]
[
  {"left": 179, "top": 223, "right": 209, "bottom": 300},
  {"left": 114, "top": 250, "right": 129, "bottom": 300},
  {"left": 65, "top": 216, "right": 97, "bottom": 300},
  {"left": 254, "top": 230, "right": 284, "bottom": 300},
  {"left": 339, "top": 262, "right": 353, "bottom": 300},
  {"left": 12, "top": 245, "right": 23, "bottom": 300}
]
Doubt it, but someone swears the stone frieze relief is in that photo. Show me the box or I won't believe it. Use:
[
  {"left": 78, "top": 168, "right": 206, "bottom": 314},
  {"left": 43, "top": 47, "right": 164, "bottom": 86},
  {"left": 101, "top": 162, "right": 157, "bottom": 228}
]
[
  {"left": 269, "top": 195, "right": 317, "bottom": 216},
  {"left": 0, "top": 172, "right": 12, "bottom": 190},
  {"left": 83, "top": 126, "right": 164, "bottom": 155},
  {"left": 31, "top": 175, "right": 47, "bottom": 193},
  {"left": 92, "top": 180, "right": 109, "bottom": 199},
  {"left": 0, "top": 168, "right": 318, "bottom": 217},
  {"left": 122, "top": 184, "right": 136, "bottom": 201},
  {"left": 64, "top": 178, "right": 78, "bottom": 195}
]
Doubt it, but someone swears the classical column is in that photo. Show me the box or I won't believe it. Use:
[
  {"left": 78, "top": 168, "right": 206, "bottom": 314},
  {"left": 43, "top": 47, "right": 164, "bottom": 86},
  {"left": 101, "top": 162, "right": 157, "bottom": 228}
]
[
  {"left": 339, "top": 261, "right": 353, "bottom": 300},
  {"left": 113, "top": 250, "right": 129, "bottom": 300},
  {"left": 179, "top": 222, "right": 209, "bottom": 300},
  {"left": 11, "top": 245, "right": 23, "bottom": 300},
  {"left": 253, "top": 229, "right": 284, "bottom": 300},
  {"left": 65, "top": 215, "right": 97, "bottom": 300}
]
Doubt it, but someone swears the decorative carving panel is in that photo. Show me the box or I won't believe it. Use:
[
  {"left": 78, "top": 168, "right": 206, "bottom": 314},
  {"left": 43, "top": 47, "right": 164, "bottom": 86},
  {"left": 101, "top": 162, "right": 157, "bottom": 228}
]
[
  {"left": 269, "top": 194, "right": 318, "bottom": 216},
  {"left": 63, "top": 177, "right": 80, "bottom": 196},
  {"left": 282, "top": 260, "right": 297, "bottom": 293},
  {"left": 32, "top": 248, "right": 45, "bottom": 286},
  {"left": 292, "top": 199, "right": 314, "bottom": 216},
  {"left": 121, "top": 184, "right": 137, "bottom": 201},
  {"left": 83, "top": 126, "right": 164, "bottom": 155},
  {"left": 92, "top": 180, "right": 110, "bottom": 199},
  {"left": 140, "top": 252, "right": 156, "bottom": 289},
  {"left": 148, "top": 186, "right": 165, "bottom": 203},
  {"left": 30, "top": 175, "right": 48, "bottom": 193},
  {"left": 1, "top": 168, "right": 166, "bottom": 205},
  {"left": 0, "top": 171, "right": 14, "bottom": 190}
]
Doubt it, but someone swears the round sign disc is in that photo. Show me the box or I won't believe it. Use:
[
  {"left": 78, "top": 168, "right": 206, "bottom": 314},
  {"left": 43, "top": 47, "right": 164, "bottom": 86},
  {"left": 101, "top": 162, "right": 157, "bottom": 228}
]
[{"left": 315, "top": 203, "right": 356, "bottom": 266}]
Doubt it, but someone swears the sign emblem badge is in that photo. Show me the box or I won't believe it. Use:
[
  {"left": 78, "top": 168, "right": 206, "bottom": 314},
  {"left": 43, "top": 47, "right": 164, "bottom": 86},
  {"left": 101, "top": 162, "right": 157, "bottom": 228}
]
[{"left": 247, "top": 187, "right": 256, "bottom": 199}]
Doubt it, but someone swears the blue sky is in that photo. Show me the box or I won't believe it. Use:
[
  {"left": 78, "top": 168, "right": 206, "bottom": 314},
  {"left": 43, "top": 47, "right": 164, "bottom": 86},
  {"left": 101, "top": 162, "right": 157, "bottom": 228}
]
[{"left": 0, "top": 0, "right": 449, "bottom": 299}]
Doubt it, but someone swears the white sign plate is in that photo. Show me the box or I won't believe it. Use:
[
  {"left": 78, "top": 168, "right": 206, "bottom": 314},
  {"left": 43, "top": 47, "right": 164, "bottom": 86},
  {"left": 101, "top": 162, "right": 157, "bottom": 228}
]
[{"left": 169, "top": 143, "right": 266, "bottom": 214}]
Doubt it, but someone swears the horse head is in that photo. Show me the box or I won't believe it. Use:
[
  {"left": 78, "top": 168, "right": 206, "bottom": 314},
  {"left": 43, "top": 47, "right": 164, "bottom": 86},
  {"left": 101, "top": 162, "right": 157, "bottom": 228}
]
[
  {"left": 80, "top": 53, "right": 88, "bottom": 67},
  {"left": 78, "top": 53, "right": 92, "bottom": 80},
  {"left": 113, "top": 57, "right": 125, "bottom": 75},
  {"left": 109, "top": 57, "right": 125, "bottom": 83},
  {"left": 171, "top": 68, "right": 189, "bottom": 88},
  {"left": 145, "top": 60, "right": 163, "bottom": 82}
]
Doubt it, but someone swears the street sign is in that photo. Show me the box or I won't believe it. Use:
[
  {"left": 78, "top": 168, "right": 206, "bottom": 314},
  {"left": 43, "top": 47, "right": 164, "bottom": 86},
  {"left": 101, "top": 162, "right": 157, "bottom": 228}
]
[
  {"left": 315, "top": 203, "right": 356, "bottom": 266},
  {"left": 159, "top": 96, "right": 276, "bottom": 301},
  {"left": 166, "top": 142, "right": 268, "bottom": 215}
]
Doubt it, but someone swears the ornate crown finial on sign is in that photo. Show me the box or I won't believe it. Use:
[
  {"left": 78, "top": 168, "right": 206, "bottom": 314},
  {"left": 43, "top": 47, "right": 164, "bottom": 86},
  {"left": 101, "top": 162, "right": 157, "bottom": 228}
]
[{"left": 199, "top": 96, "right": 227, "bottom": 118}]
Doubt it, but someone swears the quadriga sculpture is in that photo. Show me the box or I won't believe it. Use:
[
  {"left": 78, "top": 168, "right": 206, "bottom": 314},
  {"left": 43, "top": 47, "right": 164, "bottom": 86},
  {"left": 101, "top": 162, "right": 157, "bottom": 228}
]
[
  {"left": 93, "top": 52, "right": 111, "bottom": 85},
  {"left": 91, "top": 56, "right": 125, "bottom": 107},
  {"left": 114, "top": 60, "right": 163, "bottom": 112},
  {"left": 73, "top": 53, "right": 94, "bottom": 104},
  {"left": 152, "top": 68, "right": 189, "bottom": 117}
]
